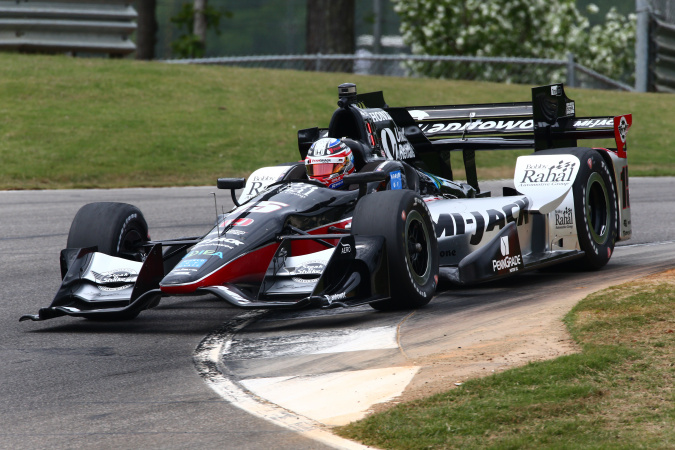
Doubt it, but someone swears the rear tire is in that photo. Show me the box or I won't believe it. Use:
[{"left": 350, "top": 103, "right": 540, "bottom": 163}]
[
  {"left": 67, "top": 202, "right": 149, "bottom": 260},
  {"left": 573, "top": 150, "right": 617, "bottom": 269},
  {"left": 352, "top": 190, "right": 438, "bottom": 310}
]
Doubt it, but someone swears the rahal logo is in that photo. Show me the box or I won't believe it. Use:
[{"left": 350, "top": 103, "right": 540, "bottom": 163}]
[
  {"left": 520, "top": 160, "right": 576, "bottom": 185},
  {"left": 618, "top": 116, "right": 628, "bottom": 143},
  {"left": 555, "top": 207, "right": 574, "bottom": 229}
]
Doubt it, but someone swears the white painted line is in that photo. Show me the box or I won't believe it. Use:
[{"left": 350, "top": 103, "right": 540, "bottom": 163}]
[
  {"left": 226, "top": 325, "right": 399, "bottom": 360},
  {"left": 193, "top": 311, "right": 372, "bottom": 450},
  {"left": 241, "top": 366, "right": 420, "bottom": 426}
]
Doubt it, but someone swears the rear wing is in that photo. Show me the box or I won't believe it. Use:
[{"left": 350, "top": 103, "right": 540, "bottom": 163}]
[
  {"left": 358, "top": 83, "right": 631, "bottom": 157},
  {"left": 355, "top": 83, "right": 631, "bottom": 190}
]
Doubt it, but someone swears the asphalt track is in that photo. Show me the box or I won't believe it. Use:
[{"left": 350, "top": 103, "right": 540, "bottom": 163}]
[{"left": 1, "top": 178, "right": 674, "bottom": 449}]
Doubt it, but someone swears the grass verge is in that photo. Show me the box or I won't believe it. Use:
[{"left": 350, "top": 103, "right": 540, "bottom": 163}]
[
  {"left": 337, "top": 272, "right": 675, "bottom": 449},
  {"left": 1, "top": 53, "right": 674, "bottom": 190}
]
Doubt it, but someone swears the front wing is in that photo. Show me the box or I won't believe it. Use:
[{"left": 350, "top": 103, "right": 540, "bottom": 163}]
[{"left": 20, "top": 235, "right": 389, "bottom": 322}]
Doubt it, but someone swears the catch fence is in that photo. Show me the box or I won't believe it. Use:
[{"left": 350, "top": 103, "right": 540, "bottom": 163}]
[{"left": 165, "top": 53, "right": 633, "bottom": 91}]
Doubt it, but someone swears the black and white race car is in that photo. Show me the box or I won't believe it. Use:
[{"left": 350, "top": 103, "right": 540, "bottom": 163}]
[{"left": 21, "top": 83, "right": 632, "bottom": 322}]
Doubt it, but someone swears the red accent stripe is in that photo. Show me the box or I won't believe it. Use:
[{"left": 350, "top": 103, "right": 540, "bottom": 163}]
[{"left": 160, "top": 243, "right": 279, "bottom": 294}]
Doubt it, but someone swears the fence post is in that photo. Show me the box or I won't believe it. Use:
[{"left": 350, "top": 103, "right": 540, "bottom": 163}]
[
  {"left": 635, "top": 0, "right": 650, "bottom": 92},
  {"left": 316, "top": 53, "right": 322, "bottom": 72},
  {"left": 566, "top": 52, "right": 576, "bottom": 87}
]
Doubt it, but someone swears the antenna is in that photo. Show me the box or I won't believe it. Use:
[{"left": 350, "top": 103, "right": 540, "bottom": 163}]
[{"left": 210, "top": 192, "right": 219, "bottom": 232}]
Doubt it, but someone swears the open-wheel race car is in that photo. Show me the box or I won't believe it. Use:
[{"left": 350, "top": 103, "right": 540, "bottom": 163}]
[{"left": 21, "top": 83, "right": 632, "bottom": 322}]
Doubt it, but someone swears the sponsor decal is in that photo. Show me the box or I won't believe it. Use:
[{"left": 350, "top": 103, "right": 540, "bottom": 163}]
[
  {"left": 434, "top": 197, "right": 530, "bottom": 245},
  {"left": 186, "top": 249, "right": 224, "bottom": 259},
  {"left": 328, "top": 179, "right": 344, "bottom": 189},
  {"left": 420, "top": 119, "right": 534, "bottom": 135},
  {"left": 341, "top": 243, "right": 352, "bottom": 254},
  {"left": 220, "top": 218, "right": 254, "bottom": 227},
  {"left": 280, "top": 184, "right": 320, "bottom": 198},
  {"left": 381, "top": 127, "right": 416, "bottom": 160},
  {"left": 551, "top": 85, "right": 561, "bottom": 96},
  {"left": 325, "top": 292, "right": 347, "bottom": 302},
  {"left": 292, "top": 261, "right": 325, "bottom": 283},
  {"left": 390, "top": 170, "right": 402, "bottom": 190},
  {"left": 175, "top": 258, "right": 207, "bottom": 269},
  {"left": 572, "top": 118, "right": 613, "bottom": 128},
  {"left": 587, "top": 158, "right": 593, "bottom": 170},
  {"left": 92, "top": 269, "right": 137, "bottom": 291},
  {"left": 226, "top": 229, "right": 246, "bottom": 236},
  {"left": 306, "top": 157, "right": 345, "bottom": 164},
  {"left": 554, "top": 207, "right": 574, "bottom": 230},
  {"left": 618, "top": 116, "right": 628, "bottom": 143},
  {"left": 566, "top": 101, "right": 575, "bottom": 116},
  {"left": 367, "top": 110, "right": 394, "bottom": 123},
  {"left": 193, "top": 237, "right": 244, "bottom": 249},
  {"left": 241, "top": 166, "right": 290, "bottom": 200},
  {"left": 519, "top": 160, "right": 576, "bottom": 186},
  {"left": 247, "top": 201, "right": 288, "bottom": 213},
  {"left": 295, "top": 262, "right": 325, "bottom": 275},
  {"left": 408, "top": 110, "right": 430, "bottom": 120},
  {"left": 620, "top": 166, "right": 630, "bottom": 209},
  {"left": 440, "top": 249, "right": 457, "bottom": 257},
  {"left": 500, "top": 236, "right": 509, "bottom": 256},
  {"left": 492, "top": 236, "right": 522, "bottom": 273}
]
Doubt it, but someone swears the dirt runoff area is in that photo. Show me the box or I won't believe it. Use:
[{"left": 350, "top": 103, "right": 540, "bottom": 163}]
[{"left": 373, "top": 269, "right": 675, "bottom": 412}]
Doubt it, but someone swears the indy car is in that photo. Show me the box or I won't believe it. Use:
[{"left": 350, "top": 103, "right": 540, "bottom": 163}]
[{"left": 21, "top": 83, "right": 632, "bottom": 322}]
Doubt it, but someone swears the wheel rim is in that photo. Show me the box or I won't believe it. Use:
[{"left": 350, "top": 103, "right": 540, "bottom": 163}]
[
  {"left": 586, "top": 172, "right": 610, "bottom": 245},
  {"left": 119, "top": 228, "right": 145, "bottom": 258},
  {"left": 405, "top": 210, "right": 431, "bottom": 285}
]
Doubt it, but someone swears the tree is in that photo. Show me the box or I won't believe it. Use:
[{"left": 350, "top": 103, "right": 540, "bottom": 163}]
[
  {"left": 136, "top": 0, "right": 157, "bottom": 60},
  {"left": 306, "top": 0, "right": 355, "bottom": 71},
  {"left": 392, "top": 0, "right": 635, "bottom": 84},
  {"left": 170, "top": 2, "right": 231, "bottom": 58}
]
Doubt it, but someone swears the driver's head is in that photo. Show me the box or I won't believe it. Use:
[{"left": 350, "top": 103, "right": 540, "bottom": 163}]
[{"left": 305, "top": 138, "right": 355, "bottom": 189}]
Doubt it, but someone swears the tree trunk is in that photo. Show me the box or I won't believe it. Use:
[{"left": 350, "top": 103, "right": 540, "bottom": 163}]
[
  {"left": 306, "top": 0, "right": 355, "bottom": 71},
  {"left": 193, "top": 0, "right": 207, "bottom": 45},
  {"left": 135, "top": 0, "right": 157, "bottom": 60}
]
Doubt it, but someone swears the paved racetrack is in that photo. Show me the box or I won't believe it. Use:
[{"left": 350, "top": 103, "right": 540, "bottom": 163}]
[{"left": 1, "top": 178, "right": 673, "bottom": 449}]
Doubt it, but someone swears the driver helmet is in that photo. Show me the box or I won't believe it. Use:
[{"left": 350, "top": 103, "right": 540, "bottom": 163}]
[{"left": 305, "top": 138, "right": 355, "bottom": 189}]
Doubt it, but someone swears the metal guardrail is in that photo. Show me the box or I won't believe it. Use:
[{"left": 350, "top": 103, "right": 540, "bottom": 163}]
[
  {"left": 165, "top": 53, "right": 633, "bottom": 91},
  {"left": 0, "top": 0, "right": 137, "bottom": 55},
  {"left": 651, "top": 17, "right": 675, "bottom": 92}
]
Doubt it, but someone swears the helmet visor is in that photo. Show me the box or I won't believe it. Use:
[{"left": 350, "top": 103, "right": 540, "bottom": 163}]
[{"left": 305, "top": 157, "right": 346, "bottom": 177}]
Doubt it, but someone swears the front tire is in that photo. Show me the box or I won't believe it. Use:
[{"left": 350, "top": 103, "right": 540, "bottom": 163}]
[
  {"left": 352, "top": 190, "right": 439, "bottom": 310},
  {"left": 67, "top": 202, "right": 149, "bottom": 260}
]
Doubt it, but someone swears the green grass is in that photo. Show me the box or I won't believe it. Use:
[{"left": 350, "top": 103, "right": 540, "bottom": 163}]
[
  {"left": 337, "top": 275, "right": 675, "bottom": 449},
  {"left": 1, "top": 52, "right": 674, "bottom": 189}
]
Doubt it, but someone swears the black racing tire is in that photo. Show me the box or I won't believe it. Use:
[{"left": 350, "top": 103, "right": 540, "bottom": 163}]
[
  {"left": 67, "top": 202, "right": 149, "bottom": 261},
  {"left": 573, "top": 150, "right": 618, "bottom": 269},
  {"left": 352, "top": 190, "right": 439, "bottom": 310}
]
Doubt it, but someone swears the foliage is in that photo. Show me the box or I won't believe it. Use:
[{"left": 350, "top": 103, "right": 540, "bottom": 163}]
[
  {"left": 170, "top": 2, "right": 232, "bottom": 59},
  {"left": 392, "top": 0, "right": 636, "bottom": 84}
]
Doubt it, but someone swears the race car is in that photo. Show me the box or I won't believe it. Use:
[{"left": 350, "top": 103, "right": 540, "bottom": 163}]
[{"left": 21, "top": 82, "right": 632, "bottom": 322}]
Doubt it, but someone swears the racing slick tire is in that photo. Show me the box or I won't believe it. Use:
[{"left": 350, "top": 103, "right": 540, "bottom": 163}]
[
  {"left": 573, "top": 150, "right": 618, "bottom": 269},
  {"left": 67, "top": 202, "right": 149, "bottom": 261},
  {"left": 352, "top": 190, "right": 439, "bottom": 310},
  {"left": 536, "top": 148, "right": 617, "bottom": 270}
]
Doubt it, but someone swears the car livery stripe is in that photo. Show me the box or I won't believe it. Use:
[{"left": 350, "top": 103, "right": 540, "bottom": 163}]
[
  {"left": 292, "top": 218, "right": 353, "bottom": 256},
  {"left": 159, "top": 243, "right": 279, "bottom": 294}
]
